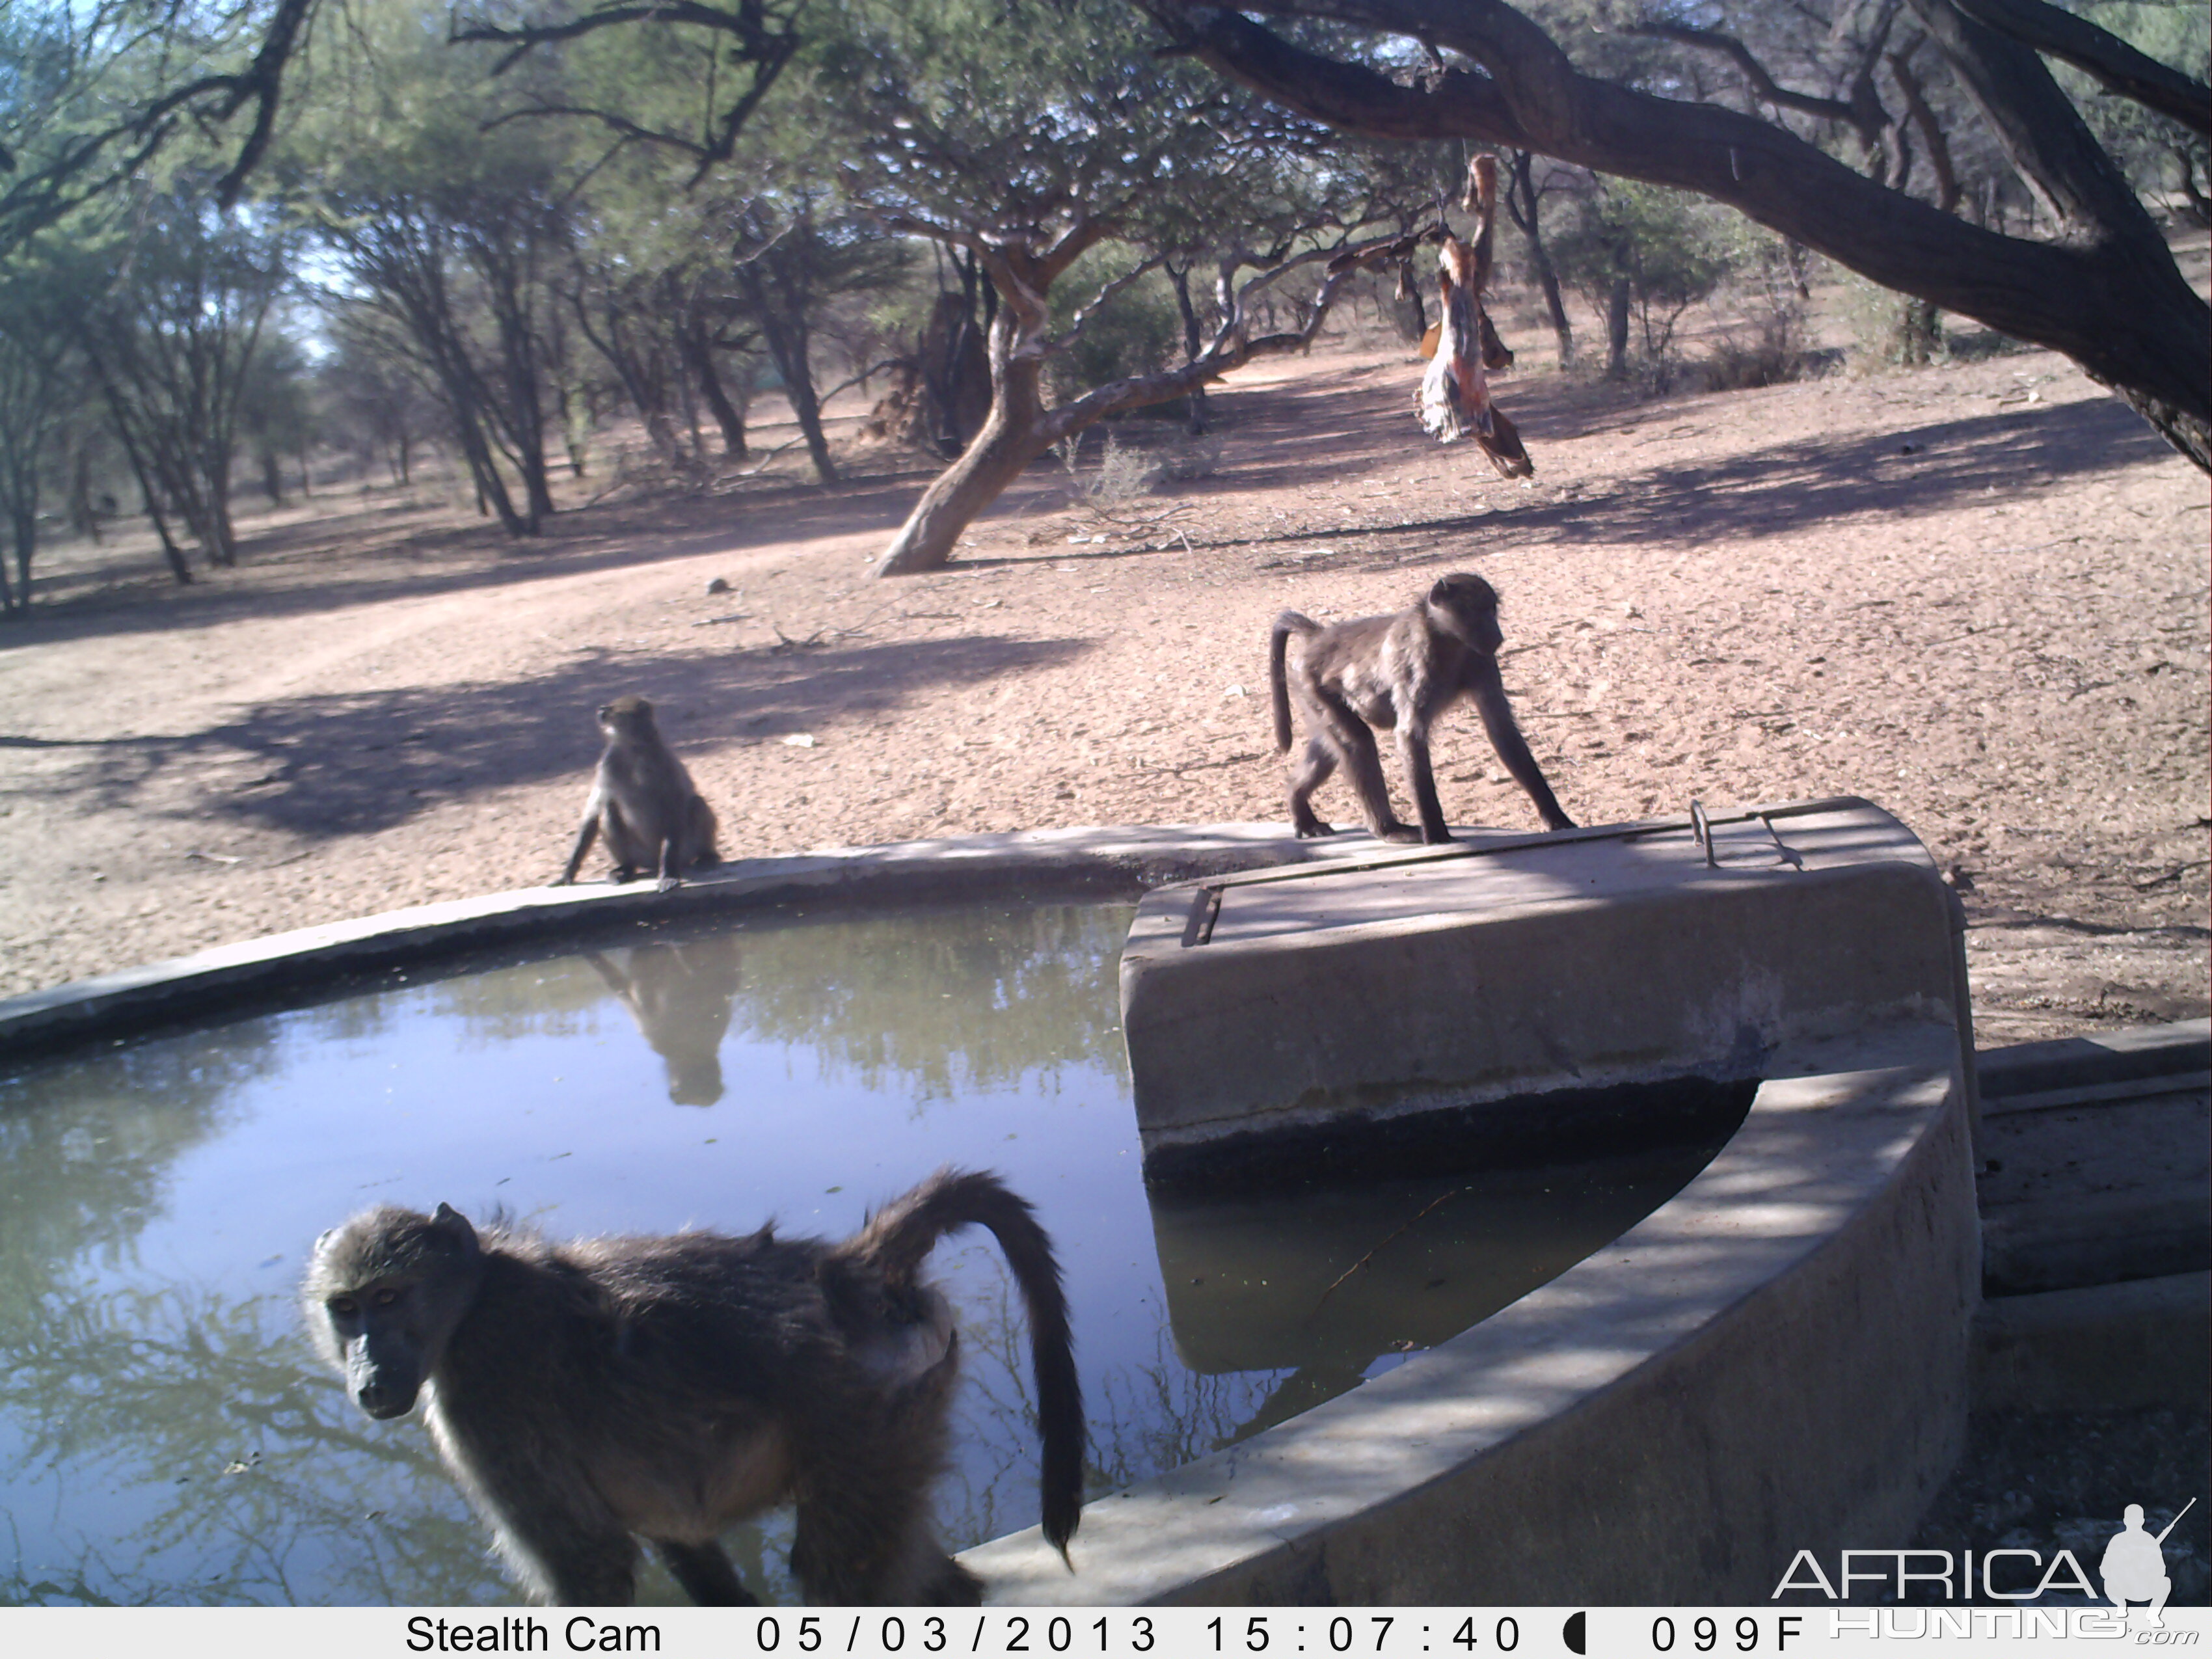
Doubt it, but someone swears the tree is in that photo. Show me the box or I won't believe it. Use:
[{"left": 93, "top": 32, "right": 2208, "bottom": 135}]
[
  {"left": 812, "top": 0, "right": 1433, "bottom": 575},
  {"left": 723, "top": 189, "right": 912, "bottom": 485},
  {"left": 1140, "top": 0, "right": 2212, "bottom": 470},
  {"left": 299, "top": 19, "right": 577, "bottom": 537},
  {"left": 0, "top": 0, "right": 314, "bottom": 260},
  {"left": 1501, "top": 150, "right": 1573, "bottom": 366},
  {"left": 70, "top": 186, "right": 288, "bottom": 569},
  {"left": 0, "top": 276, "right": 68, "bottom": 613},
  {"left": 1548, "top": 178, "right": 1738, "bottom": 383}
]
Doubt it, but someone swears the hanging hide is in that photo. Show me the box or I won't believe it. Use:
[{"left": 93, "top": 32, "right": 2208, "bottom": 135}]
[
  {"left": 1417, "top": 234, "right": 1494, "bottom": 443},
  {"left": 1412, "top": 154, "right": 1533, "bottom": 479}
]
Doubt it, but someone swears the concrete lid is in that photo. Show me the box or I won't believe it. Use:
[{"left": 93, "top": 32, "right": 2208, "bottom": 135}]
[{"left": 1136, "top": 798, "right": 1936, "bottom": 954}]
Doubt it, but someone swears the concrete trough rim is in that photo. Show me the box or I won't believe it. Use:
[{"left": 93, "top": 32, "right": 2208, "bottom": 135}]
[
  {"left": 0, "top": 822, "right": 1378, "bottom": 1064},
  {"left": 0, "top": 807, "right": 1821, "bottom": 1064},
  {"left": 966, "top": 1019, "right": 1976, "bottom": 1604}
]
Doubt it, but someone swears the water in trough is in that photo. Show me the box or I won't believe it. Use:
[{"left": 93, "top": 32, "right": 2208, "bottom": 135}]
[{"left": 0, "top": 897, "right": 1733, "bottom": 1604}]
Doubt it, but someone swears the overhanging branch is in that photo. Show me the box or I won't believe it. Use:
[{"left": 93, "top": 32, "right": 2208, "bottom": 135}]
[
  {"left": 1952, "top": 0, "right": 2211, "bottom": 137},
  {"left": 1144, "top": 1, "right": 2209, "bottom": 466}
]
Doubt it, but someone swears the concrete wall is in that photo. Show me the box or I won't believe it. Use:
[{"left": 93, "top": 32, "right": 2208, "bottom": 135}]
[
  {"left": 1122, "top": 800, "right": 1967, "bottom": 1155},
  {"left": 0, "top": 823, "right": 1356, "bottom": 1060},
  {"left": 966, "top": 1021, "right": 1980, "bottom": 1604}
]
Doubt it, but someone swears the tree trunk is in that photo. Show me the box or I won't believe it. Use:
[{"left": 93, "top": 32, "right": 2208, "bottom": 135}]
[
  {"left": 107, "top": 407, "right": 192, "bottom": 584},
  {"left": 1604, "top": 277, "right": 1631, "bottom": 378},
  {"left": 874, "top": 357, "right": 1050, "bottom": 576},
  {"left": 1165, "top": 262, "right": 1211, "bottom": 433},
  {"left": 1505, "top": 152, "right": 1574, "bottom": 368},
  {"left": 763, "top": 312, "right": 837, "bottom": 484},
  {"left": 8, "top": 504, "right": 34, "bottom": 610},
  {"left": 1898, "top": 296, "right": 1943, "bottom": 364},
  {"left": 68, "top": 443, "right": 103, "bottom": 543},
  {"left": 686, "top": 320, "right": 749, "bottom": 458}
]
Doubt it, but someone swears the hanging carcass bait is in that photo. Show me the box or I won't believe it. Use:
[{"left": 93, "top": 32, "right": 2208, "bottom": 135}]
[
  {"left": 1418, "top": 234, "right": 1495, "bottom": 441},
  {"left": 1414, "top": 154, "right": 1534, "bottom": 479}
]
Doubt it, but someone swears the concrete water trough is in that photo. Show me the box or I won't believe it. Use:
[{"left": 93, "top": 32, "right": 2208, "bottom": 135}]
[
  {"left": 0, "top": 803, "right": 1987, "bottom": 1606},
  {"left": 971, "top": 798, "right": 1985, "bottom": 1603}
]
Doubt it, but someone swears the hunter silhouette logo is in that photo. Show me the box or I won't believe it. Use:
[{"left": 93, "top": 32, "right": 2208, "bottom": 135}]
[{"left": 2102, "top": 1499, "right": 2194, "bottom": 1627}]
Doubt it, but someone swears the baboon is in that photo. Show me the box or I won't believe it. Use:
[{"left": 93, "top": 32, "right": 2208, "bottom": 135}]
[
  {"left": 558, "top": 695, "right": 720, "bottom": 891},
  {"left": 303, "top": 1168, "right": 1082, "bottom": 1607},
  {"left": 1269, "top": 572, "right": 1574, "bottom": 844}
]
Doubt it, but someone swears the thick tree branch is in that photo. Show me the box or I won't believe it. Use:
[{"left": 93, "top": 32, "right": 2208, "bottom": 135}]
[
  {"left": 1144, "top": 1, "right": 2209, "bottom": 469},
  {"left": 1951, "top": 0, "right": 2211, "bottom": 138},
  {"left": 0, "top": 0, "right": 317, "bottom": 253}
]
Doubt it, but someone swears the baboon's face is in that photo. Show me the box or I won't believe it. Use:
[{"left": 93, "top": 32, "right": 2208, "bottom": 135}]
[
  {"left": 597, "top": 695, "right": 658, "bottom": 741},
  {"left": 306, "top": 1206, "right": 483, "bottom": 1420},
  {"left": 1428, "top": 574, "right": 1504, "bottom": 655}
]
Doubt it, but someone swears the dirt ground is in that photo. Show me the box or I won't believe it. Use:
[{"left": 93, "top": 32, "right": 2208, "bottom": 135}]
[{"left": 1, "top": 293, "right": 2205, "bottom": 1043}]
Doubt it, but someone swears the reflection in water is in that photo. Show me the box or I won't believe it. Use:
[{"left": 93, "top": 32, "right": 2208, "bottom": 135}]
[
  {"left": 583, "top": 939, "right": 746, "bottom": 1105},
  {"left": 0, "top": 900, "right": 1724, "bottom": 1604}
]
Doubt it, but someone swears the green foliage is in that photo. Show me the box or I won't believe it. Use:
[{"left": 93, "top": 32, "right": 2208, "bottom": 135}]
[
  {"left": 813, "top": 0, "right": 1235, "bottom": 234},
  {"left": 1548, "top": 177, "right": 1741, "bottom": 379},
  {"left": 1047, "top": 260, "right": 1183, "bottom": 398}
]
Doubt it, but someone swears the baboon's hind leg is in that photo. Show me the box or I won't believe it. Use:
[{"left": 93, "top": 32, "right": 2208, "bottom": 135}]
[
  {"left": 790, "top": 1467, "right": 960, "bottom": 1605},
  {"left": 1325, "top": 704, "right": 1418, "bottom": 843},
  {"left": 1287, "top": 735, "right": 1339, "bottom": 837}
]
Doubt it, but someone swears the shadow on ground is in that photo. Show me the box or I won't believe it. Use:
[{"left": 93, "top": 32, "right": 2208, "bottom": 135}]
[
  {"left": 27, "top": 632, "right": 1094, "bottom": 839},
  {"left": 1193, "top": 386, "right": 2178, "bottom": 558},
  {"left": 5, "top": 362, "right": 2179, "bottom": 650}
]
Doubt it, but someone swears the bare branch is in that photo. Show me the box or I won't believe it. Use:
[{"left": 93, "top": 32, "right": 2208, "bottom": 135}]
[
  {"left": 448, "top": 0, "right": 804, "bottom": 181},
  {"left": 1044, "top": 252, "right": 1170, "bottom": 358},
  {"left": 1634, "top": 22, "right": 1864, "bottom": 135}
]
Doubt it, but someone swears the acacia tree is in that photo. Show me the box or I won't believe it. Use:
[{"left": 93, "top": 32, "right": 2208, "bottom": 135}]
[
  {"left": 0, "top": 0, "right": 314, "bottom": 260},
  {"left": 1140, "top": 0, "right": 2212, "bottom": 471},
  {"left": 723, "top": 187, "right": 917, "bottom": 485},
  {"left": 70, "top": 187, "right": 288, "bottom": 568},
  {"left": 813, "top": 0, "right": 1435, "bottom": 576},
  {"left": 297, "top": 10, "right": 580, "bottom": 537}
]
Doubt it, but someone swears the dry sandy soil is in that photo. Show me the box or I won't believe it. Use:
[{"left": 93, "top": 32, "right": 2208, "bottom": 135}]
[{"left": 1, "top": 301, "right": 2205, "bottom": 1045}]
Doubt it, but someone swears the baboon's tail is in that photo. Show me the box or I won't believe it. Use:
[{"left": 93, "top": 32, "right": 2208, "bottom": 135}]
[
  {"left": 1269, "top": 611, "right": 1317, "bottom": 754},
  {"left": 843, "top": 1168, "right": 1084, "bottom": 1560}
]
